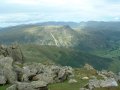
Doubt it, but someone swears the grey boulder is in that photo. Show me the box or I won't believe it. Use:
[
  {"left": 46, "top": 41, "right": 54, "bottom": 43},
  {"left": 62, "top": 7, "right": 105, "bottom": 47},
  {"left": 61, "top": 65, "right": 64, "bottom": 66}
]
[
  {"left": 0, "top": 57, "right": 17, "bottom": 84},
  {"left": 0, "top": 75, "right": 7, "bottom": 84}
]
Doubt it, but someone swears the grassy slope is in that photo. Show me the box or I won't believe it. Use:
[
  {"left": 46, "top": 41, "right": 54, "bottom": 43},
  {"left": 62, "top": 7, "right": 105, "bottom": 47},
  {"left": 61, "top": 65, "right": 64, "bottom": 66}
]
[
  {"left": 92, "top": 49, "right": 120, "bottom": 72},
  {"left": 21, "top": 44, "right": 113, "bottom": 70}
]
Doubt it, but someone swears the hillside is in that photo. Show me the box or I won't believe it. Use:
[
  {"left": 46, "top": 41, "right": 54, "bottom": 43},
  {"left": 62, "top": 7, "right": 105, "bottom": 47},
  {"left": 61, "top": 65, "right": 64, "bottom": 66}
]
[
  {"left": 0, "top": 25, "right": 78, "bottom": 47},
  {"left": 1, "top": 21, "right": 120, "bottom": 51},
  {"left": 1, "top": 21, "right": 120, "bottom": 72},
  {"left": 21, "top": 44, "right": 113, "bottom": 70}
]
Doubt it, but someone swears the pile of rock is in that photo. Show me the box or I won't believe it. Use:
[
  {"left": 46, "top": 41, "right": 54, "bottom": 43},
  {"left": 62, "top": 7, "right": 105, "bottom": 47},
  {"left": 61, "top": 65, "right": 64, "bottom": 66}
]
[
  {"left": 86, "top": 78, "right": 118, "bottom": 89},
  {"left": 0, "top": 44, "right": 74, "bottom": 90},
  {"left": 97, "top": 70, "right": 115, "bottom": 79},
  {"left": 7, "top": 81, "right": 48, "bottom": 90},
  {"left": 21, "top": 63, "right": 73, "bottom": 84},
  {"left": 80, "top": 65, "right": 120, "bottom": 90}
]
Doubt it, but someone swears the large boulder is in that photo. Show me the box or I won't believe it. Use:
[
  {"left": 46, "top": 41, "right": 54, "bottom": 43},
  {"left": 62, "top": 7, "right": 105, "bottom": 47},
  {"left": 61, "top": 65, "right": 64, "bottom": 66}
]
[
  {"left": 32, "top": 74, "right": 54, "bottom": 84},
  {"left": 21, "top": 63, "right": 44, "bottom": 82},
  {"left": 86, "top": 78, "right": 118, "bottom": 90},
  {"left": 0, "top": 75, "right": 7, "bottom": 84},
  {"left": 100, "top": 78, "right": 118, "bottom": 87},
  {"left": 55, "top": 66, "right": 73, "bottom": 82},
  {"left": 7, "top": 44, "right": 24, "bottom": 64},
  {"left": 0, "top": 57, "right": 17, "bottom": 84},
  {"left": 31, "top": 81, "right": 48, "bottom": 90},
  {"left": 0, "top": 55, "right": 4, "bottom": 59},
  {"left": 0, "top": 44, "right": 24, "bottom": 64},
  {"left": 0, "top": 45, "right": 8, "bottom": 56}
]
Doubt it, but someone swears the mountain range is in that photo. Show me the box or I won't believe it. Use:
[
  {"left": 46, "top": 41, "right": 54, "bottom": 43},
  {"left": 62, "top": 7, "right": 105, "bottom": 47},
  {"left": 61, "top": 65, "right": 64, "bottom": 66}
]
[{"left": 0, "top": 21, "right": 120, "bottom": 72}]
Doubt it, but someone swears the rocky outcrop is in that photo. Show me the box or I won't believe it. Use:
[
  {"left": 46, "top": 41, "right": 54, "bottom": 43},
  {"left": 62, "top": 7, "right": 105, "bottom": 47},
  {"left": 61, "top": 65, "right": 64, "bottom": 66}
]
[
  {"left": 80, "top": 64, "right": 120, "bottom": 90},
  {"left": 81, "top": 78, "right": 118, "bottom": 90},
  {"left": 0, "top": 44, "right": 74, "bottom": 90},
  {"left": 5, "top": 61, "right": 73, "bottom": 90},
  {"left": 0, "top": 44, "right": 75, "bottom": 90},
  {"left": 7, "top": 81, "right": 48, "bottom": 90},
  {"left": 97, "top": 70, "right": 115, "bottom": 78},
  {"left": 88, "top": 78, "right": 118, "bottom": 89},
  {"left": 0, "top": 57, "right": 17, "bottom": 84},
  {"left": 17, "top": 81, "right": 48, "bottom": 90},
  {"left": 1, "top": 58, "right": 73, "bottom": 90},
  {"left": 22, "top": 63, "right": 73, "bottom": 84},
  {"left": 0, "top": 44, "right": 24, "bottom": 64},
  {"left": 0, "top": 75, "right": 7, "bottom": 84}
]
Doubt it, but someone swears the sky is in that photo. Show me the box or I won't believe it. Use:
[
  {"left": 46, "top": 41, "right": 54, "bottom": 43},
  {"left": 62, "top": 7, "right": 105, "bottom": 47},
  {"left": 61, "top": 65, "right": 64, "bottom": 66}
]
[{"left": 0, "top": 0, "right": 120, "bottom": 27}]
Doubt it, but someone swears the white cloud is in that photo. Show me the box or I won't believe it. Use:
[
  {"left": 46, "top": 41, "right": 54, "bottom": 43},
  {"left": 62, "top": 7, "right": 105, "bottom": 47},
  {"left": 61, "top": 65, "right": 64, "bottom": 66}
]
[
  {"left": 114, "top": 17, "right": 120, "bottom": 20},
  {"left": 0, "top": 0, "right": 120, "bottom": 22},
  {"left": 5, "top": 0, "right": 39, "bottom": 5},
  {"left": 5, "top": 0, "right": 66, "bottom": 6}
]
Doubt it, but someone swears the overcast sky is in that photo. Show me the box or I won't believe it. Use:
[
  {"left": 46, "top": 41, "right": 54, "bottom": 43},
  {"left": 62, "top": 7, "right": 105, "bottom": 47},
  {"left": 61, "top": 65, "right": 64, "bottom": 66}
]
[{"left": 0, "top": 0, "right": 120, "bottom": 27}]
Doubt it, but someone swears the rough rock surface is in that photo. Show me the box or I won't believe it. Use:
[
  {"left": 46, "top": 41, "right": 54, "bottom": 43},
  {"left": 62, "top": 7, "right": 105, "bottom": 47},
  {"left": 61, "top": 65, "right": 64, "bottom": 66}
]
[
  {"left": 98, "top": 70, "right": 115, "bottom": 78},
  {"left": 0, "top": 44, "right": 24, "bottom": 64},
  {"left": 0, "top": 44, "right": 73, "bottom": 90},
  {"left": 85, "top": 78, "right": 118, "bottom": 90},
  {"left": 0, "top": 75, "right": 7, "bottom": 84},
  {"left": 0, "top": 57, "right": 17, "bottom": 84},
  {"left": 22, "top": 63, "right": 73, "bottom": 84}
]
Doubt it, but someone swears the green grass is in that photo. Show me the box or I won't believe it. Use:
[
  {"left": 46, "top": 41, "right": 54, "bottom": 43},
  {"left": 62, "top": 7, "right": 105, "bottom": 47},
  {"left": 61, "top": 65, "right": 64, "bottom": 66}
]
[
  {"left": 92, "top": 49, "right": 120, "bottom": 72},
  {"left": 94, "top": 85, "right": 120, "bottom": 90},
  {"left": 0, "top": 85, "right": 10, "bottom": 90},
  {"left": 48, "top": 68, "right": 120, "bottom": 90},
  {"left": 48, "top": 68, "right": 90, "bottom": 90},
  {"left": 48, "top": 80, "right": 88, "bottom": 90},
  {"left": 20, "top": 44, "right": 113, "bottom": 70}
]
